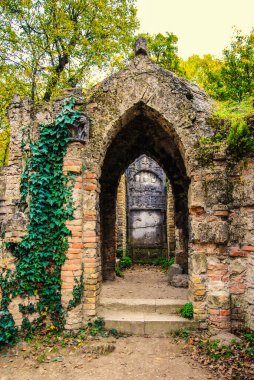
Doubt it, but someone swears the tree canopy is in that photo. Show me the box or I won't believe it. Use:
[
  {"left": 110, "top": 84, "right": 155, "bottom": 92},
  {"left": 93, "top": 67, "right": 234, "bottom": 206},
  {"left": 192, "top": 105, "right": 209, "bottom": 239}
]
[
  {"left": 0, "top": 5, "right": 253, "bottom": 167},
  {"left": 181, "top": 28, "right": 254, "bottom": 103},
  {"left": 144, "top": 32, "right": 181, "bottom": 74},
  {"left": 0, "top": 0, "right": 138, "bottom": 102}
]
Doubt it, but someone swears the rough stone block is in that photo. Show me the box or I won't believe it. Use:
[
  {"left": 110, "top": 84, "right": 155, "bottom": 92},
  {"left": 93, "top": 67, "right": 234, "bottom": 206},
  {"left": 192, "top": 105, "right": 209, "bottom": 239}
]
[
  {"left": 191, "top": 252, "right": 207, "bottom": 274},
  {"left": 171, "top": 274, "right": 188, "bottom": 288},
  {"left": 191, "top": 219, "right": 228, "bottom": 244},
  {"left": 207, "top": 292, "right": 230, "bottom": 309},
  {"left": 210, "top": 332, "right": 242, "bottom": 346},
  {"left": 167, "top": 264, "right": 183, "bottom": 283},
  {"left": 229, "top": 258, "right": 246, "bottom": 275}
]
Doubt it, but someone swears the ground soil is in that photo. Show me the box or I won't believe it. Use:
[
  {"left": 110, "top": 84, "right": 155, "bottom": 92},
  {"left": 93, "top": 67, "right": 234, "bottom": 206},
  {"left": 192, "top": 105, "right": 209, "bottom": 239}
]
[
  {"left": 0, "top": 336, "right": 216, "bottom": 380},
  {"left": 101, "top": 265, "right": 188, "bottom": 299},
  {"left": 0, "top": 267, "right": 214, "bottom": 380}
]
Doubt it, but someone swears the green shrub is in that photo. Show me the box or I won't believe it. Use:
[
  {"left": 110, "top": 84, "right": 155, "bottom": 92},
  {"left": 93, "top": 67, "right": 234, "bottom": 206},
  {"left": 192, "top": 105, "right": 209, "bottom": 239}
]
[
  {"left": 115, "top": 255, "right": 132, "bottom": 277},
  {"left": 119, "top": 256, "right": 132, "bottom": 269},
  {"left": 153, "top": 256, "right": 174, "bottom": 270},
  {"left": 116, "top": 248, "right": 124, "bottom": 259},
  {"left": 244, "top": 331, "right": 254, "bottom": 356},
  {"left": 227, "top": 119, "right": 254, "bottom": 158},
  {"left": 175, "top": 328, "right": 191, "bottom": 340},
  {"left": 179, "top": 302, "right": 193, "bottom": 319},
  {"left": 115, "top": 267, "right": 124, "bottom": 278}
]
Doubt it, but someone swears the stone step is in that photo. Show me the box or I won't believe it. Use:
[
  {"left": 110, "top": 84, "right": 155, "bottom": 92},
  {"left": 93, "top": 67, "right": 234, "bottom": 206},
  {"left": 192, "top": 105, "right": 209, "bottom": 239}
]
[
  {"left": 99, "top": 298, "right": 188, "bottom": 315},
  {"left": 99, "top": 310, "right": 197, "bottom": 336}
]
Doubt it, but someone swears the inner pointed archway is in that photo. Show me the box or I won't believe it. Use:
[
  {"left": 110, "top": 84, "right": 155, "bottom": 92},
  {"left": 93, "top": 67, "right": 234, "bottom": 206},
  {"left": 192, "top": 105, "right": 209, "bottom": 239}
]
[{"left": 99, "top": 104, "right": 190, "bottom": 281}]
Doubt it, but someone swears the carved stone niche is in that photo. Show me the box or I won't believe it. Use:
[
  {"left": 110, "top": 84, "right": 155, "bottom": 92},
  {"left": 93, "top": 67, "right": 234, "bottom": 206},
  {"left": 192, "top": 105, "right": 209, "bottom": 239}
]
[{"left": 68, "top": 113, "right": 89, "bottom": 143}]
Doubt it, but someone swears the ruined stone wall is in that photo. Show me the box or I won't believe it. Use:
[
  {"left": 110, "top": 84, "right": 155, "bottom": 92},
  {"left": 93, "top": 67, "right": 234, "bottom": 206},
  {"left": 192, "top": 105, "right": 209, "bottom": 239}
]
[
  {"left": 229, "top": 158, "right": 254, "bottom": 331},
  {"left": 1, "top": 46, "right": 254, "bottom": 333},
  {"left": 0, "top": 96, "right": 32, "bottom": 256}
]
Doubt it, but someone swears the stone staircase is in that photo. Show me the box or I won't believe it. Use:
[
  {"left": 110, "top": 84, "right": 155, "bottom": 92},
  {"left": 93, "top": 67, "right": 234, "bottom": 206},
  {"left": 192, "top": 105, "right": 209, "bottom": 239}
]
[{"left": 98, "top": 298, "right": 197, "bottom": 336}]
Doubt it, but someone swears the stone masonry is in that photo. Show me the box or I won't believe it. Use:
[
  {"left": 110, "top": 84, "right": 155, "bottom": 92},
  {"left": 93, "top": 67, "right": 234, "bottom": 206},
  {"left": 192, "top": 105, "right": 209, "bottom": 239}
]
[
  {"left": 125, "top": 154, "right": 167, "bottom": 261},
  {"left": 0, "top": 38, "right": 254, "bottom": 333}
]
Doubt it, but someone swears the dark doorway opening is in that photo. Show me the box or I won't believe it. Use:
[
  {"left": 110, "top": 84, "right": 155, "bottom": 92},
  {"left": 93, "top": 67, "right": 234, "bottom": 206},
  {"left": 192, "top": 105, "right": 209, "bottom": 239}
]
[{"left": 100, "top": 104, "right": 190, "bottom": 280}]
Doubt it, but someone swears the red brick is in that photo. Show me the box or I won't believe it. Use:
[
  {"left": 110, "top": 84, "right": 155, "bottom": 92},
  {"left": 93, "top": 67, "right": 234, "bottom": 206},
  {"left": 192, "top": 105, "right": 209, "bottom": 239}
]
[
  {"left": 83, "top": 231, "right": 96, "bottom": 237},
  {"left": 85, "top": 172, "right": 97, "bottom": 179},
  {"left": 214, "top": 211, "right": 229, "bottom": 217},
  {"left": 64, "top": 160, "right": 82, "bottom": 166},
  {"left": 64, "top": 259, "right": 82, "bottom": 264},
  {"left": 71, "top": 243, "right": 83, "bottom": 249},
  {"left": 83, "top": 237, "right": 97, "bottom": 243},
  {"left": 207, "top": 217, "right": 216, "bottom": 222},
  {"left": 62, "top": 264, "right": 81, "bottom": 271},
  {"left": 208, "top": 264, "right": 227, "bottom": 269},
  {"left": 61, "top": 284, "right": 73, "bottom": 289},
  {"left": 84, "top": 258, "right": 98, "bottom": 263},
  {"left": 84, "top": 185, "right": 97, "bottom": 191},
  {"left": 189, "top": 207, "right": 205, "bottom": 216},
  {"left": 84, "top": 178, "right": 97, "bottom": 184},
  {"left": 69, "top": 226, "right": 83, "bottom": 231},
  {"left": 208, "top": 275, "right": 224, "bottom": 281},
  {"left": 220, "top": 310, "right": 231, "bottom": 316},
  {"left": 84, "top": 213, "right": 96, "bottom": 220},
  {"left": 242, "top": 245, "right": 254, "bottom": 252},
  {"left": 229, "top": 251, "right": 247, "bottom": 257},
  {"left": 84, "top": 243, "right": 97, "bottom": 248},
  {"left": 208, "top": 309, "right": 220, "bottom": 315},
  {"left": 66, "top": 254, "right": 82, "bottom": 260}
]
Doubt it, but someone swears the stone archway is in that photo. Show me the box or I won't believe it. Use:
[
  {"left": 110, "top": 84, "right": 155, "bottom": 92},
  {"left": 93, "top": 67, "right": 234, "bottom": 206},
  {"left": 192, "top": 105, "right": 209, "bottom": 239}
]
[
  {"left": 4, "top": 39, "right": 253, "bottom": 333},
  {"left": 99, "top": 104, "right": 190, "bottom": 280},
  {"left": 76, "top": 41, "right": 217, "bottom": 329}
]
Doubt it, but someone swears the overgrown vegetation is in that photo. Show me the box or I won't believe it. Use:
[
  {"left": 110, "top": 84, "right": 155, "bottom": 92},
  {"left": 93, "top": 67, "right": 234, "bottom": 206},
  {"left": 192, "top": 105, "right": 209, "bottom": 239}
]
[
  {"left": 179, "top": 302, "right": 193, "bottom": 320},
  {"left": 0, "top": 317, "right": 122, "bottom": 366},
  {"left": 0, "top": 128, "right": 10, "bottom": 166},
  {"left": 0, "top": 98, "right": 83, "bottom": 346},
  {"left": 178, "top": 330, "right": 254, "bottom": 379},
  {"left": 0, "top": 0, "right": 139, "bottom": 167},
  {"left": 196, "top": 99, "right": 254, "bottom": 164},
  {"left": 135, "top": 256, "right": 174, "bottom": 270},
  {"left": 115, "top": 255, "right": 133, "bottom": 278},
  {"left": 1, "top": 23, "right": 254, "bottom": 167},
  {"left": 67, "top": 263, "right": 84, "bottom": 311},
  {"left": 175, "top": 328, "right": 191, "bottom": 340}
]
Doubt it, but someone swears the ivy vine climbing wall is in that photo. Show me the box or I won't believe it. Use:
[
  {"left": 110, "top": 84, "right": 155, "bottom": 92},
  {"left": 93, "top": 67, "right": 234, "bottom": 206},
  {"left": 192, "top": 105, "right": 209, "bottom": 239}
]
[{"left": 0, "top": 98, "right": 84, "bottom": 345}]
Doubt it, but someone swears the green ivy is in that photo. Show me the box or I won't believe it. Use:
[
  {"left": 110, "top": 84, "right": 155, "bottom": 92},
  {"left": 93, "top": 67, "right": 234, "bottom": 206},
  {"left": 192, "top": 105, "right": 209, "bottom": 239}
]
[
  {"left": 0, "top": 97, "right": 83, "bottom": 345},
  {"left": 0, "top": 269, "right": 18, "bottom": 345},
  {"left": 67, "top": 264, "right": 84, "bottom": 311}
]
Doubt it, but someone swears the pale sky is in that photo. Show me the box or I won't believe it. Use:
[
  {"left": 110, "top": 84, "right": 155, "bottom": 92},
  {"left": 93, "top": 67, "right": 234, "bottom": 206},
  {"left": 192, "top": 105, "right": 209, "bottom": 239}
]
[{"left": 136, "top": 0, "right": 254, "bottom": 59}]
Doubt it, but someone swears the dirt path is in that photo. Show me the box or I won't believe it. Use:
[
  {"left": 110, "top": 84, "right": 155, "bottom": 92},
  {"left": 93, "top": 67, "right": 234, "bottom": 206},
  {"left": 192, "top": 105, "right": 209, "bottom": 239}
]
[
  {"left": 101, "top": 265, "right": 188, "bottom": 299},
  {"left": 0, "top": 336, "right": 216, "bottom": 380}
]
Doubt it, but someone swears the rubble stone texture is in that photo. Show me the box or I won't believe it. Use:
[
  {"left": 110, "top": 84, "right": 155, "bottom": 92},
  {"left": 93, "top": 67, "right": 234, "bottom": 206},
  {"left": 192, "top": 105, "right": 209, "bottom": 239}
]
[{"left": 0, "top": 43, "right": 254, "bottom": 333}]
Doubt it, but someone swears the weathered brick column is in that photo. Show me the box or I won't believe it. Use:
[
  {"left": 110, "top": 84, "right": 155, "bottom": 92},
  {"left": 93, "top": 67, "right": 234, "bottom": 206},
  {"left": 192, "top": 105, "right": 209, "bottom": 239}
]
[
  {"left": 166, "top": 182, "right": 175, "bottom": 256},
  {"left": 116, "top": 175, "right": 127, "bottom": 253},
  {"left": 188, "top": 162, "right": 231, "bottom": 332},
  {"left": 62, "top": 143, "right": 85, "bottom": 328},
  {"left": 82, "top": 169, "right": 101, "bottom": 317},
  {"left": 228, "top": 158, "right": 254, "bottom": 330}
]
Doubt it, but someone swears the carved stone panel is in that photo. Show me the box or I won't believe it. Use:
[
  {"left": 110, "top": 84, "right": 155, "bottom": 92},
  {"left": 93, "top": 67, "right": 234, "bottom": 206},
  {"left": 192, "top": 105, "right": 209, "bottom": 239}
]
[
  {"left": 68, "top": 113, "right": 89, "bottom": 142},
  {"left": 126, "top": 155, "right": 167, "bottom": 259}
]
